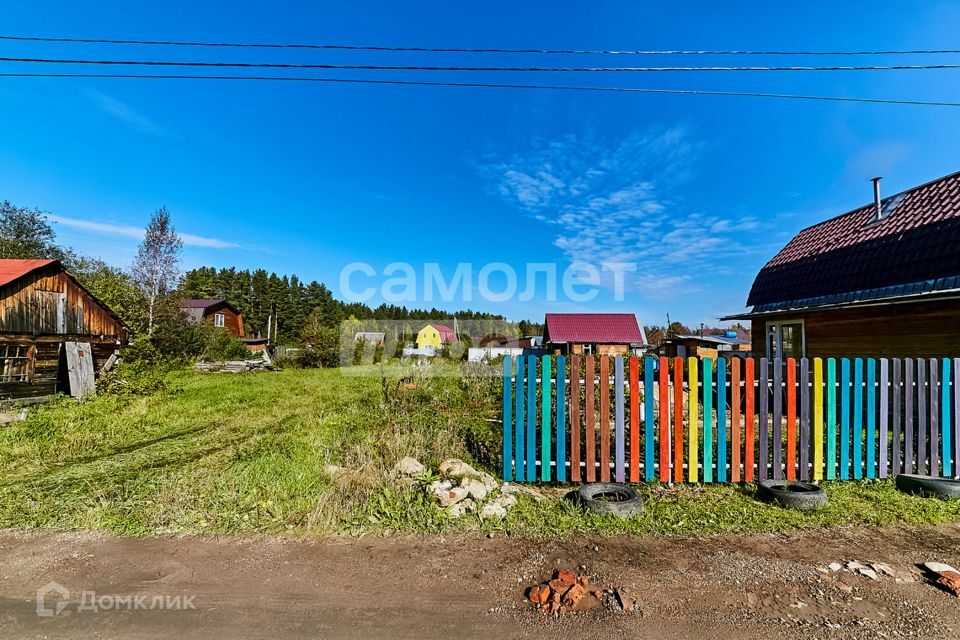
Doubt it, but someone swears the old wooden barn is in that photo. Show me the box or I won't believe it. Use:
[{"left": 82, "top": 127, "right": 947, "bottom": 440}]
[{"left": 0, "top": 259, "right": 127, "bottom": 401}]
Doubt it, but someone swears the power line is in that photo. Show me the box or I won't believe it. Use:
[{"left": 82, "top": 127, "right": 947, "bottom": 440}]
[
  {"left": 2, "top": 72, "right": 959, "bottom": 108},
  {"left": 3, "top": 56, "right": 960, "bottom": 72},
  {"left": 2, "top": 34, "right": 959, "bottom": 57}
]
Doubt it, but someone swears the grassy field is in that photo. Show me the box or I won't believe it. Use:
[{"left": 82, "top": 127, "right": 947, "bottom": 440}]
[{"left": 2, "top": 366, "right": 960, "bottom": 538}]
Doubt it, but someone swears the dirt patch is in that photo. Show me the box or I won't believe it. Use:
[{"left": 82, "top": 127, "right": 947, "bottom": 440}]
[{"left": 0, "top": 525, "right": 959, "bottom": 639}]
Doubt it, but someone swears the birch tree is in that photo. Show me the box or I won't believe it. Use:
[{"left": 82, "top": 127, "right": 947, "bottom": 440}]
[{"left": 132, "top": 207, "right": 182, "bottom": 334}]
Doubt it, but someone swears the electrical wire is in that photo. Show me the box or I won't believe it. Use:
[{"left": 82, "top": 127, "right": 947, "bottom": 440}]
[
  {"left": 2, "top": 56, "right": 960, "bottom": 72},
  {"left": 2, "top": 72, "right": 959, "bottom": 107},
  {"left": 2, "top": 34, "right": 959, "bottom": 56}
]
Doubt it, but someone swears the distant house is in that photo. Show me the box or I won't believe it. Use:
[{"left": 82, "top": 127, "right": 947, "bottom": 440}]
[
  {"left": 416, "top": 323, "right": 457, "bottom": 350},
  {"left": 0, "top": 259, "right": 127, "bottom": 400},
  {"left": 354, "top": 331, "right": 385, "bottom": 346},
  {"left": 660, "top": 331, "right": 751, "bottom": 360},
  {"left": 723, "top": 171, "right": 960, "bottom": 358},
  {"left": 543, "top": 313, "right": 646, "bottom": 356},
  {"left": 468, "top": 335, "right": 544, "bottom": 363},
  {"left": 181, "top": 299, "right": 266, "bottom": 352}
]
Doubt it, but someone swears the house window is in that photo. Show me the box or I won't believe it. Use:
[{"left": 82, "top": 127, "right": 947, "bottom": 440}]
[
  {"left": 766, "top": 320, "right": 805, "bottom": 359},
  {"left": 213, "top": 313, "right": 226, "bottom": 328},
  {"left": 0, "top": 345, "right": 32, "bottom": 383}
]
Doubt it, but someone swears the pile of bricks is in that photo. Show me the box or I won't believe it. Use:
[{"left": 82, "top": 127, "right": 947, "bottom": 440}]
[{"left": 525, "top": 568, "right": 599, "bottom": 617}]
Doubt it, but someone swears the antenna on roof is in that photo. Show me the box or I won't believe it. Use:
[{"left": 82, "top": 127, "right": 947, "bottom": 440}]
[{"left": 871, "top": 176, "right": 883, "bottom": 221}]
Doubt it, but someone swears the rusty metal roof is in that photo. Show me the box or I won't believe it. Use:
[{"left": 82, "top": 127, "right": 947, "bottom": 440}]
[
  {"left": 0, "top": 259, "right": 57, "bottom": 288},
  {"left": 544, "top": 313, "right": 645, "bottom": 344}
]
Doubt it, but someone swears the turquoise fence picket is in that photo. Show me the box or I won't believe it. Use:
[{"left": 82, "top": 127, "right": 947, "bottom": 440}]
[
  {"left": 943, "top": 358, "right": 952, "bottom": 478},
  {"left": 853, "top": 358, "right": 863, "bottom": 480},
  {"left": 703, "top": 357, "right": 714, "bottom": 483},
  {"left": 502, "top": 356, "right": 512, "bottom": 481},
  {"left": 515, "top": 356, "right": 525, "bottom": 480}
]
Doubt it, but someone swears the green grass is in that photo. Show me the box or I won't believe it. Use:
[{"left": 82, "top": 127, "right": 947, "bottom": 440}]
[{"left": 2, "top": 366, "right": 960, "bottom": 538}]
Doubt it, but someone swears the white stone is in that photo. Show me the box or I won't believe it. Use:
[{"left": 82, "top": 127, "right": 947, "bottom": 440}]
[
  {"left": 439, "top": 458, "right": 480, "bottom": 479},
  {"left": 492, "top": 493, "right": 517, "bottom": 509},
  {"left": 871, "top": 563, "right": 895, "bottom": 577},
  {"left": 500, "top": 483, "right": 521, "bottom": 495},
  {"left": 478, "top": 472, "right": 498, "bottom": 492},
  {"left": 459, "top": 478, "right": 488, "bottom": 501},
  {"left": 924, "top": 561, "right": 958, "bottom": 574},
  {"left": 395, "top": 456, "right": 426, "bottom": 477},
  {"left": 828, "top": 562, "right": 842, "bottom": 572},
  {"left": 448, "top": 498, "right": 476, "bottom": 518},
  {"left": 858, "top": 568, "right": 879, "bottom": 581},
  {"left": 480, "top": 501, "right": 508, "bottom": 520}
]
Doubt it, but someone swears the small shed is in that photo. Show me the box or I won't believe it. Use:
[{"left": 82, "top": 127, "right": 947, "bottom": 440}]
[
  {"left": 543, "top": 313, "right": 646, "bottom": 356},
  {"left": 0, "top": 259, "right": 127, "bottom": 401}
]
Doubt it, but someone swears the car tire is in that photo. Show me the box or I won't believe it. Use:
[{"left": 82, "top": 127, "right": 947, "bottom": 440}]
[
  {"left": 574, "top": 483, "right": 644, "bottom": 517},
  {"left": 756, "top": 479, "right": 828, "bottom": 511},
  {"left": 895, "top": 474, "right": 960, "bottom": 500}
]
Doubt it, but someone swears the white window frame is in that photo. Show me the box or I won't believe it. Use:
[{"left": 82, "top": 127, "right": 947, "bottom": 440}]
[
  {"left": 213, "top": 312, "right": 226, "bottom": 328},
  {"left": 765, "top": 318, "right": 806, "bottom": 359}
]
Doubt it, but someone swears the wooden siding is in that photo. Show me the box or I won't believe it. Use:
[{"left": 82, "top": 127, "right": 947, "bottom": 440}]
[
  {"left": 199, "top": 304, "right": 245, "bottom": 338},
  {"left": 0, "top": 265, "right": 125, "bottom": 338},
  {"left": 0, "top": 336, "right": 118, "bottom": 401},
  {"left": 751, "top": 299, "right": 960, "bottom": 359}
]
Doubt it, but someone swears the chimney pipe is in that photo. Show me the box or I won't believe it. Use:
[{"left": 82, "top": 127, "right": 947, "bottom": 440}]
[{"left": 871, "top": 176, "right": 883, "bottom": 220}]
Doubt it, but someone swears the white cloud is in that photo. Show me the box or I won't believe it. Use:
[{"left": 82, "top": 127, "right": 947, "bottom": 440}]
[
  {"left": 481, "top": 125, "right": 773, "bottom": 299},
  {"left": 85, "top": 89, "right": 164, "bottom": 135},
  {"left": 49, "top": 215, "right": 241, "bottom": 249}
]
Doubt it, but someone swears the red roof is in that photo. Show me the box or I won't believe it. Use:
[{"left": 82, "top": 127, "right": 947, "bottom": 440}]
[
  {"left": 429, "top": 323, "right": 458, "bottom": 343},
  {"left": 0, "top": 259, "right": 57, "bottom": 288},
  {"left": 544, "top": 313, "right": 645, "bottom": 344},
  {"left": 747, "top": 170, "right": 960, "bottom": 308}
]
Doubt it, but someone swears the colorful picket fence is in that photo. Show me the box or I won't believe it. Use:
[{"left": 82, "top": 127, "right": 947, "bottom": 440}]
[{"left": 501, "top": 355, "right": 960, "bottom": 484}]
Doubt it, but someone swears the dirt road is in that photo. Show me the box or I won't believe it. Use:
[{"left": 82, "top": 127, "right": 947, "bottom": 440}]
[{"left": 1, "top": 525, "right": 959, "bottom": 639}]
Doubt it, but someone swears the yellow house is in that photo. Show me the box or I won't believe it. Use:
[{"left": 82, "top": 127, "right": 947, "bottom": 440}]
[{"left": 416, "top": 323, "right": 456, "bottom": 349}]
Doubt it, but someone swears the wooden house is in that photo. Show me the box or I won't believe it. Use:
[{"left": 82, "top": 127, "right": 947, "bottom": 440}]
[
  {"left": 415, "top": 323, "right": 457, "bottom": 350},
  {"left": 543, "top": 313, "right": 646, "bottom": 356},
  {"left": 660, "top": 331, "right": 751, "bottom": 360},
  {"left": 723, "top": 171, "right": 960, "bottom": 359},
  {"left": 181, "top": 298, "right": 267, "bottom": 352},
  {"left": 0, "top": 259, "right": 127, "bottom": 401}
]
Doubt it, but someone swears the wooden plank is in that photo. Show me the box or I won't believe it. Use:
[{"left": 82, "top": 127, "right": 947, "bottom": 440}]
[
  {"left": 570, "top": 355, "right": 581, "bottom": 483},
  {"left": 786, "top": 357, "right": 797, "bottom": 481},
  {"left": 826, "top": 358, "right": 837, "bottom": 480},
  {"left": 853, "top": 358, "right": 863, "bottom": 480},
  {"left": 758, "top": 357, "right": 769, "bottom": 481},
  {"left": 879, "top": 359, "right": 889, "bottom": 479},
  {"left": 813, "top": 358, "right": 823, "bottom": 481},
  {"left": 614, "top": 356, "right": 625, "bottom": 483},
  {"left": 703, "top": 358, "right": 714, "bottom": 483},
  {"left": 905, "top": 358, "right": 915, "bottom": 474},
  {"left": 556, "top": 356, "right": 567, "bottom": 483},
  {"left": 772, "top": 358, "right": 783, "bottom": 480},
  {"left": 799, "top": 358, "right": 810, "bottom": 481},
  {"left": 515, "top": 357, "right": 525, "bottom": 480},
  {"left": 942, "top": 357, "right": 952, "bottom": 478},
  {"left": 918, "top": 360, "right": 927, "bottom": 475},
  {"left": 892, "top": 358, "right": 902, "bottom": 477},
  {"left": 673, "top": 357, "right": 684, "bottom": 484},
  {"left": 64, "top": 342, "right": 95, "bottom": 399},
  {"left": 930, "top": 358, "right": 939, "bottom": 476},
  {"left": 840, "top": 358, "right": 851, "bottom": 480},
  {"left": 526, "top": 355, "right": 537, "bottom": 482},
  {"left": 629, "top": 356, "right": 639, "bottom": 483},
  {"left": 585, "top": 355, "right": 596, "bottom": 482},
  {"left": 600, "top": 356, "right": 611, "bottom": 482},
  {"left": 866, "top": 358, "right": 876, "bottom": 479},
  {"left": 731, "top": 357, "right": 742, "bottom": 483},
  {"left": 541, "top": 356, "right": 552, "bottom": 482},
  {"left": 659, "top": 356, "right": 670, "bottom": 482},
  {"left": 644, "top": 356, "right": 656, "bottom": 482},
  {"left": 688, "top": 357, "right": 699, "bottom": 483},
  {"left": 745, "top": 357, "right": 755, "bottom": 483},
  {"left": 502, "top": 355, "right": 512, "bottom": 481},
  {"left": 717, "top": 357, "right": 728, "bottom": 483}
]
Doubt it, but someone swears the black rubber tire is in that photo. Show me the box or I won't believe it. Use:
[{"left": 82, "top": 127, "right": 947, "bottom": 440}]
[
  {"left": 756, "top": 479, "right": 828, "bottom": 511},
  {"left": 574, "top": 483, "right": 644, "bottom": 517},
  {"left": 895, "top": 474, "right": 960, "bottom": 500}
]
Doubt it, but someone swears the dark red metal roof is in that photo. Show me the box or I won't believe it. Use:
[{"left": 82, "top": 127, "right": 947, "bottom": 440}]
[
  {"left": 429, "top": 323, "right": 458, "bottom": 343},
  {"left": 544, "top": 313, "right": 644, "bottom": 344},
  {"left": 748, "top": 170, "right": 960, "bottom": 308},
  {"left": 0, "top": 259, "right": 57, "bottom": 288}
]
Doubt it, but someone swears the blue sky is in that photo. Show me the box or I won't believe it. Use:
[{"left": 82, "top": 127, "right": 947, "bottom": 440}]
[{"left": 2, "top": 2, "right": 960, "bottom": 326}]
